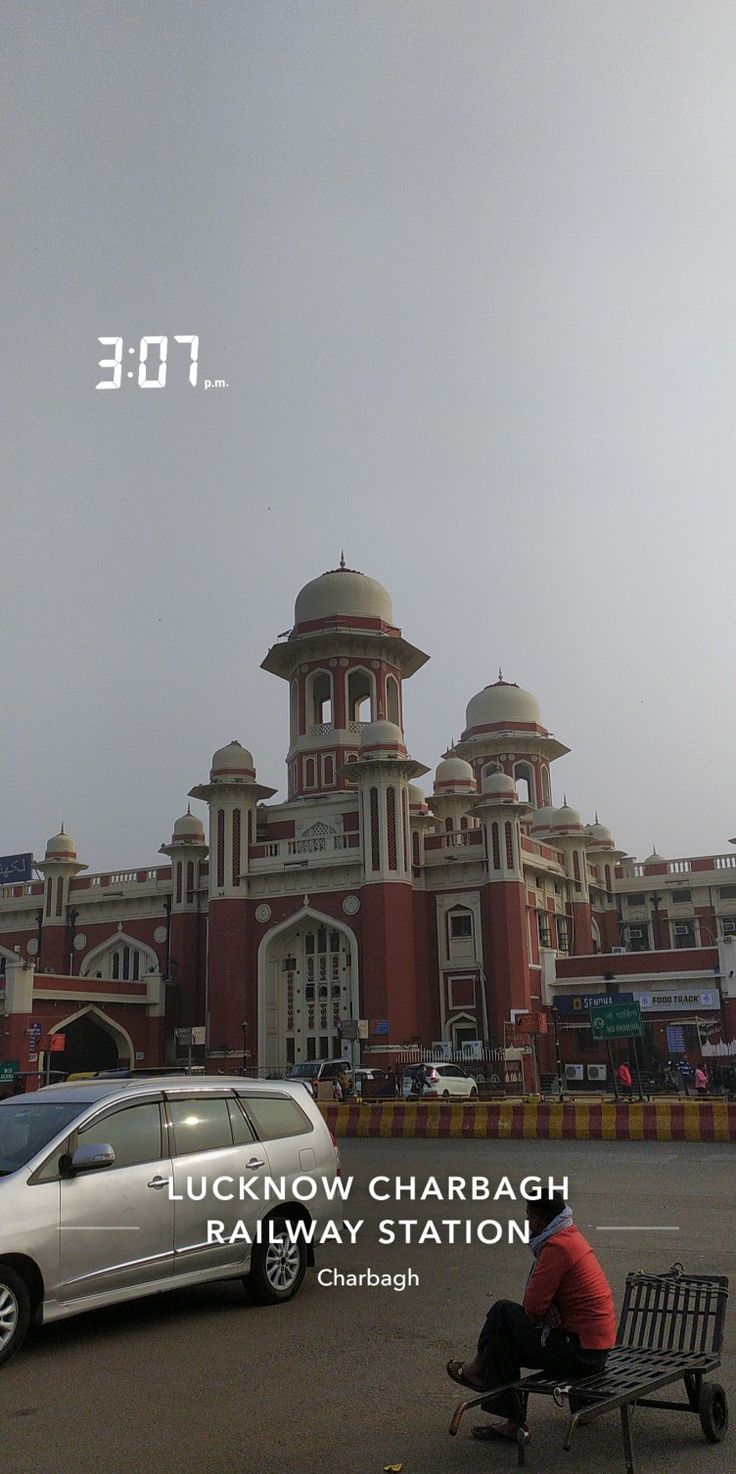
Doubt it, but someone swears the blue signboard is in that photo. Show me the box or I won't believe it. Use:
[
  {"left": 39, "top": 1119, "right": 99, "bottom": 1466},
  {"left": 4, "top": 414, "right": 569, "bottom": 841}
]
[
  {"left": 370, "top": 1018, "right": 390, "bottom": 1035},
  {"left": 554, "top": 992, "right": 634, "bottom": 1015},
  {"left": 0, "top": 853, "right": 33, "bottom": 884}
]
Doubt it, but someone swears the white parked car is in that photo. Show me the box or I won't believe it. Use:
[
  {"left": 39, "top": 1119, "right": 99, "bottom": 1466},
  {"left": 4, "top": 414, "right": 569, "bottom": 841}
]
[
  {"left": 401, "top": 1064, "right": 479, "bottom": 1099},
  {"left": 0, "top": 1076, "right": 341, "bottom": 1366}
]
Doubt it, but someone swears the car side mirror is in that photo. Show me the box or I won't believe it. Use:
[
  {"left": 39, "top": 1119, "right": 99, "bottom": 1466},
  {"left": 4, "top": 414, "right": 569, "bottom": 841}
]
[{"left": 70, "top": 1142, "right": 116, "bottom": 1173}]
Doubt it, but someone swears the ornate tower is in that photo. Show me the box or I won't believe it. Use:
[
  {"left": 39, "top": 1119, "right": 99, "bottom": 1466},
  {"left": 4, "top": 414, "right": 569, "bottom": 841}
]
[
  {"left": 452, "top": 678, "right": 568, "bottom": 810},
  {"left": 189, "top": 742, "right": 275, "bottom": 1063},
  {"left": 473, "top": 771, "right": 533, "bottom": 1043},
  {"left": 159, "top": 806, "right": 208, "bottom": 1030},
  {"left": 261, "top": 560, "right": 428, "bottom": 801},
  {"left": 36, "top": 828, "right": 87, "bottom": 974},
  {"left": 340, "top": 721, "right": 429, "bottom": 1047}
]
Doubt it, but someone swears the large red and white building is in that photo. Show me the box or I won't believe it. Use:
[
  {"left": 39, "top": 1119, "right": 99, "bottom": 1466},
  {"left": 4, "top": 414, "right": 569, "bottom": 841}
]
[{"left": 2, "top": 562, "right": 735, "bottom": 1082}]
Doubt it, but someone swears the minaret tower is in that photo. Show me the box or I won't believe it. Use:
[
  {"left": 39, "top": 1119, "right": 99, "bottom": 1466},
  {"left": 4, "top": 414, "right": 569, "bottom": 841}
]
[
  {"left": 452, "top": 677, "right": 568, "bottom": 810},
  {"left": 262, "top": 560, "right": 428, "bottom": 801},
  {"left": 37, "top": 827, "right": 87, "bottom": 973},
  {"left": 189, "top": 742, "right": 276, "bottom": 1063},
  {"left": 339, "top": 721, "right": 429, "bottom": 1046},
  {"left": 472, "top": 771, "right": 534, "bottom": 1042},
  {"left": 159, "top": 805, "right": 208, "bottom": 1029}
]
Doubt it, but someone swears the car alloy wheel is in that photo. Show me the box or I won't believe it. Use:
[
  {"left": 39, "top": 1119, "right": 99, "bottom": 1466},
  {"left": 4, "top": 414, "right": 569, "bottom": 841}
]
[
  {"left": 0, "top": 1284, "right": 18, "bottom": 1351},
  {"left": 264, "top": 1228, "right": 302, "bottom": 1293}
]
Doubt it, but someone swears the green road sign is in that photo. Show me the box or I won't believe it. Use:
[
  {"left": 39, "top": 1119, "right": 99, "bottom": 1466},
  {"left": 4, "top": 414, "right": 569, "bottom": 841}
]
[
  {"left": 588, "top": 1002, "right": 643, "bottom": 1041},
  {"left": 0, "top": 1061, "right": 20, "bottom": 1082}
]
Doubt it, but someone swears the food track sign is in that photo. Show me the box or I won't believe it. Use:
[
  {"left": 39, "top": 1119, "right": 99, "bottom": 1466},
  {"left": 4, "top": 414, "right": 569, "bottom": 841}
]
[{"left": 588, "top": 1000, "right": 643, "bottom": 1041}]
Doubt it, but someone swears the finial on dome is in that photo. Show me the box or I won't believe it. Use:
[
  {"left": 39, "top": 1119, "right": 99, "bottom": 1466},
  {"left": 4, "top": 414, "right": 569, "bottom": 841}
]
[
  {"left": 339, "top": 549, "right": 346, "bottom": 569},
  {"left": 498, "top": 666, "right": 503, "bottom": 681},
  {"left": 563, "top": 794, "right": 568, "bottom": 806},
  {"left": 186, "top": 803, "right": 192, "bottom": 816},
  {"left": 595, "top": 811, "right": 599, "bottom": 824},
  {"left": 60, "top": 821, "right": 65, "bottom": 834}
]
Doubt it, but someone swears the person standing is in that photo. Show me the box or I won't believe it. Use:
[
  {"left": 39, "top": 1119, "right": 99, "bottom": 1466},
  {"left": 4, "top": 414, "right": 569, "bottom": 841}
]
[{"left": 615, "top": 1061, "right": 632, "bottom": 1095}]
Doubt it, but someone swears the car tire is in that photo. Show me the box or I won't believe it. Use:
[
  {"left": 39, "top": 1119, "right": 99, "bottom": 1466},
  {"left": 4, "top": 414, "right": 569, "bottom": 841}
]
[
  {"left": 0, "top": 1265, "right": 31, "bottom": 1367},
  {"left": 470, "top": 1087, "right": 478, "bottom": 1099},
  {"left": 442, "top": 1090, "right": 450, "bottom": 1099},
  {"left": 246, "top": 1216, "right": 308, "bottom": 1305}
]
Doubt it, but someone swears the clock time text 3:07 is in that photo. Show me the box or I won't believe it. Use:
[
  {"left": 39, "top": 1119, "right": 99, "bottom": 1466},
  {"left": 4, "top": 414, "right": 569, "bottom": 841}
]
[{"left": 96, "top": 336, "right": 229, "bottom": 390}]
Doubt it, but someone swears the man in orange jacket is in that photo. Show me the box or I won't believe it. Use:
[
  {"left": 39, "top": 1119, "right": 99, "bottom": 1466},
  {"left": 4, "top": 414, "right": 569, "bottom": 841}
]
[{"left": 447, "top": 1190, "right": 616, "bottom": 1444}]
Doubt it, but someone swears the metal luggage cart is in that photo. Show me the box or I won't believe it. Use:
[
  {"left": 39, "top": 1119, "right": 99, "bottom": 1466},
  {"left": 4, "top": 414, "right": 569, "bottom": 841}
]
[{"left": 449, "top": 1264, "right": 729, "bottom": 1474}]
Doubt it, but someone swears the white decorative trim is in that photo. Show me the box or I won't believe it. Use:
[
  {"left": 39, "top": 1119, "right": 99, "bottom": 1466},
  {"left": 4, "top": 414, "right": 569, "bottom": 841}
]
[
  {"left": 73, "top": 933, "right": 87, "bottom": 950},
  {"left": 255, "top": 903, "right": 272, "bottom": 923},
  {"left": 154, "top": 926, "right": 167, "bottom": 944},
  {"left": 342, "top": 895, "right": 360, "bottom": 915}
]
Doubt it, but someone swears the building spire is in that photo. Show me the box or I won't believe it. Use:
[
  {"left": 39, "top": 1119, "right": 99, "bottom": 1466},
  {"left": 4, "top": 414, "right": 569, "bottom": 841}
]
[
  {"left": 339, "top": 549, "right": 346, "bottom": 569},
  {"left": 498, "top": 666, "right": 503, "bottom": 682}
]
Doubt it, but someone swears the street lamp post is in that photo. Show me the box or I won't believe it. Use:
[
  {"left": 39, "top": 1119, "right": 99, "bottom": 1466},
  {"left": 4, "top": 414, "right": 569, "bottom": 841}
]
[{"left": 241, "top": 1020, "right": 248, "bottom": 1076}]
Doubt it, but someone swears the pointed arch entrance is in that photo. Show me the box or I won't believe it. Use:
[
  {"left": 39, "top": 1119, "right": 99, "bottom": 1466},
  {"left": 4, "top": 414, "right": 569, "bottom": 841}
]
[
  {"left": 47, "top": 1006, "right": 135, "bottom": 1075},
  {"left": 258, "top": 908, "right": 359, "bottom": 1072}
]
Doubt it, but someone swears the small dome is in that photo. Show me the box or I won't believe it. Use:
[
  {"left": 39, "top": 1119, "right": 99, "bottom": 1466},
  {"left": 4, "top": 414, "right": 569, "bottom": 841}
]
[
  {"left": 586, "top": 819, "right": 613, "bottom": 845},
  {"left": 434, "top": 755, "right": 476, "bottom": 793},
  {"left": 531, "top": 805, "right": 558, "bottom": 831},
  {"left": 481, "top": 769, "right": 518, "bottom": 799},
  {"left": 294, "top": 565, "right": 394, "bottom": 628},
  {"left": 408, "top": 783, "right": 428, "bottom": 811},
  {"left": 551, "top": 803, "right": 583, "bottom": 831},
  {"left": 643, "top": 847, "right": 667, "bottom": 866},
  {"left": 172, "top": 807, "right": 206, "bottom": 843},
  {"left": 45, "top": 828, "right": 76, "bottom": 860},
  {"left": 465, "top": 679, "right": 542, "bottom": 734},
  {"left": 359, "top": 720, "right": 406, "bottom": 757},
  {"left": 210, "top": 740, "right": 256, "bottom": 781}
]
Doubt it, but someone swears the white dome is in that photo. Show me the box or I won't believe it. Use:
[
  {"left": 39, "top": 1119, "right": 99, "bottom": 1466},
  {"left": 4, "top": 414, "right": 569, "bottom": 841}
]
[
  {"left": 551, "top": 803, "right": 583, "bottom": 831},
  {"left": 465, "top": 679, "right": 542, "bottom": 733},
  {"left": 643, "top": 848, "right": 667, "bottom": 865},
  {"left": 481, "top": 770, "right": 518, "bottom": 799},
  {"left": 294, "top": 565, "right": 394, "bottom": 627},
  {"left": 172, "top": 808, "right": 206, "bottom": 842},
  {"left": 586, "top": 820, "right": 613, "bottom": 844},
  {"left": 434, "top": 756, "right": 476, "bottom": 792},
  {"left": 210, "top": 740, "right": 256, "bottom": 780},
  {"left": 408, "top": 783, "right": 427, "bottom": 810},
  {"left": 45, "top": 828, "right": 76, "bottom": 859},
  {"left": 359, "top": 720, "right": 406, "bottom": 757},
  {"left": 531, "top": 805, "right": 558, "bottom": 831}
]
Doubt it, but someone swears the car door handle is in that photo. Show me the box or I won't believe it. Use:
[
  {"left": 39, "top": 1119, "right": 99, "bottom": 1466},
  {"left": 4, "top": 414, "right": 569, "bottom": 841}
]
[
  {"left": 147, "top": 1176, "right": 170, "bottom": 1190},
  {"left": 245, "top": 1157, "right": 265, "bottom": 1169}
]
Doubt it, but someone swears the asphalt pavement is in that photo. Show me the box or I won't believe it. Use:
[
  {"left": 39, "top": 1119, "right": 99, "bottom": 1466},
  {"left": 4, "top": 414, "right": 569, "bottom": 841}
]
[{"left": 2, "top": 1138, "right": 734, "bottom": 1474}]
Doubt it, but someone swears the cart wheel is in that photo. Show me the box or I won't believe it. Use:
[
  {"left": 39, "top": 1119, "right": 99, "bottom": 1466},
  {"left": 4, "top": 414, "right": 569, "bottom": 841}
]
[{"left": 699, "top": 1383, "right": 728, "bottom": 1443}]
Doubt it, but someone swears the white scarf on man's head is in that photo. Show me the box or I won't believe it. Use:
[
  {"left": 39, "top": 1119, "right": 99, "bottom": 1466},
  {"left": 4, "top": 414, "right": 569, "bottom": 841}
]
[{"left": 525, "top": 1206, "right": 574, "bottom": 1286}]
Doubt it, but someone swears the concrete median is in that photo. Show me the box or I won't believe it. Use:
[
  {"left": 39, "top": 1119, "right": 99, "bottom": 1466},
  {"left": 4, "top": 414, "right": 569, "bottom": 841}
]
[{"left": 320, "top": 1098, "right": 736, "bottom": 1141}]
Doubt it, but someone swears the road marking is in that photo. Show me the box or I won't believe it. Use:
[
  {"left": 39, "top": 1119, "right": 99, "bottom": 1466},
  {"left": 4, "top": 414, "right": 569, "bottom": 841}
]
[
  {"left": 596, "top": 1226, "right": 680, "bottom": 1232},
  {"left": 60, "top": 1226, "right": 140, "bottom": 1231}
]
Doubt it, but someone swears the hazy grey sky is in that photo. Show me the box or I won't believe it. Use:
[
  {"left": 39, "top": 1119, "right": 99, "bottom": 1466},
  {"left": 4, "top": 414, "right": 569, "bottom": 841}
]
[{"left": 2, "top": 1, "right": 735, "bottom": 870}]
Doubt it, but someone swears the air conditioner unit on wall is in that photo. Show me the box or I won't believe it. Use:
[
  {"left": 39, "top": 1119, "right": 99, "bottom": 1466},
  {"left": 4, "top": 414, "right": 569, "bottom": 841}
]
[
  {"left": 587, "top": 1064, "right": 608, "bottom": 1082},
  {"left": 611, "top": 946, "right": 627, "bottom": 954},
  {"left": 674, "top": 925, "right": 691, "bottom": 937},
  {"left": 628, "top": 928, "right": 644, "bottom": 939},
  {"left": 565, "top": 1064, "right": 584, "bottom": 1081}
]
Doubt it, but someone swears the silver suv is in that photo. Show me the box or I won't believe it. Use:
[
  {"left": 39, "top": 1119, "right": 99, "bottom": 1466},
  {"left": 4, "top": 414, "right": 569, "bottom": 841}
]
[{"left": 0, "top": 1076, "right": 341, "bottom": 1366}]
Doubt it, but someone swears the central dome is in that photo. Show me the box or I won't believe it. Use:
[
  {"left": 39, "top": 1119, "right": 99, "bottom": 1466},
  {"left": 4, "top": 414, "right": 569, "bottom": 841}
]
[
  {"left": 294, "top": 565, "right": 394, "bottom": 628},
  {"left": 464, "top": 679, "right": 542, "bottom": 734}
]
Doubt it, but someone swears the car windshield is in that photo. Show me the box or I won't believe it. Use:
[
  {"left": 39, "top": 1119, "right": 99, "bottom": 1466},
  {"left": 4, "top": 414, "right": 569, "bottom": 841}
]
[
  {"left": 0, "top": 1100, "right": 84, "bottom": 1174},
  {"left": 287, "top": 1062, "right": 321, "bottom": 1080}
]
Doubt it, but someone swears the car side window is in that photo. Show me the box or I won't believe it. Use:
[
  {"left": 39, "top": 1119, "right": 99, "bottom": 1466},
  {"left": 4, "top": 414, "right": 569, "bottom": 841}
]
[
  {"left": 169, "top": 1096, "right": 234, "bottom": 1155},
  {"left": 227, "top": 1096, "right": 256, "bottom": 1146},
  {"left": 240, "top": 1093, "right": 313, "bottom": 1141},
  {"left": 78, "top": 1102, "right": 163, "bottom": 1169}
]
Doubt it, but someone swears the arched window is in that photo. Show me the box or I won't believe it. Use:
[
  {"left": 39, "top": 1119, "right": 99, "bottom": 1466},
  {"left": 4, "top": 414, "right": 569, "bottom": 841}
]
[
  {"left": 412, "top": 830, "right": 420, "bottom": 868},
  {"left": 290, "top": 680, "right": 300, "bottom": 739},
  {"left": 81, "top": 934, "right": 158, "bottom": 982},
  {"left": 308, "top": 670, "right": 332, "bottom": 726},
  {"left": 216, "top": 809, "right": 225, "bottom": 888},
  {"left": 513, "top": 762, "right": 534, "bottom": 806},
  {"left": 176, "top": 861, "right": 183, "bottom": 904},
  {"left": 491, "top": 822, "right": 501, "bottom": 870},
  {"left": 370, "top": 787, "right": 380, "bottom": 871},
  {"left": 573, "top": 850, "right": 581, "bottom": 883},
  {"left": 460, "top": 816, "right": 468, "bottom": 831},
  {"left": 347, "top": 668, "right": 374, "bottom": 724},
  {"left": 232, "top": 808, "right": 241, "bottom": 884},
  {"left": 386, "top": 675, "right": 400, "bottom": 727},
  {"left": 304, "top": 757, "right": 316, "bottom": 789},
  {"left": 505, "top": 821, "right": 514, "bottom": 869},
  {"left": 186, "top": 860, "right": 195, "bottom": 901},
  {"left": 541, "top": 767, "right": 551, "bottom": 805},
  {"left": 445, "top": 816, "right": 453, "bottom": 832}
]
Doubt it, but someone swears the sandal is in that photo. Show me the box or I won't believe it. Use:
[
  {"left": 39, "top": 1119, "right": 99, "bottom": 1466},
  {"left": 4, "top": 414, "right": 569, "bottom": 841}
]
[
  {"left": 446, "top": 1360, "right": 486, "bottom": 1392},
  {"left": 471, "top": 1423, "right": 522, "bottom": 1443}
]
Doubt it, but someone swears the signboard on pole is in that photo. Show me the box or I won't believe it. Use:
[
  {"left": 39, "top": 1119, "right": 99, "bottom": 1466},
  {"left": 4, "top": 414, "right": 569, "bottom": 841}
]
[
  {"left": 338, "top": 1020, "right": 358, "bottom": 1041},
  {"left": 0, "top": 1061, "right": 20, "bottom": 1082},
  {"left": 588, "top": 1001, "right": 643, "bottom": 1041}
]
